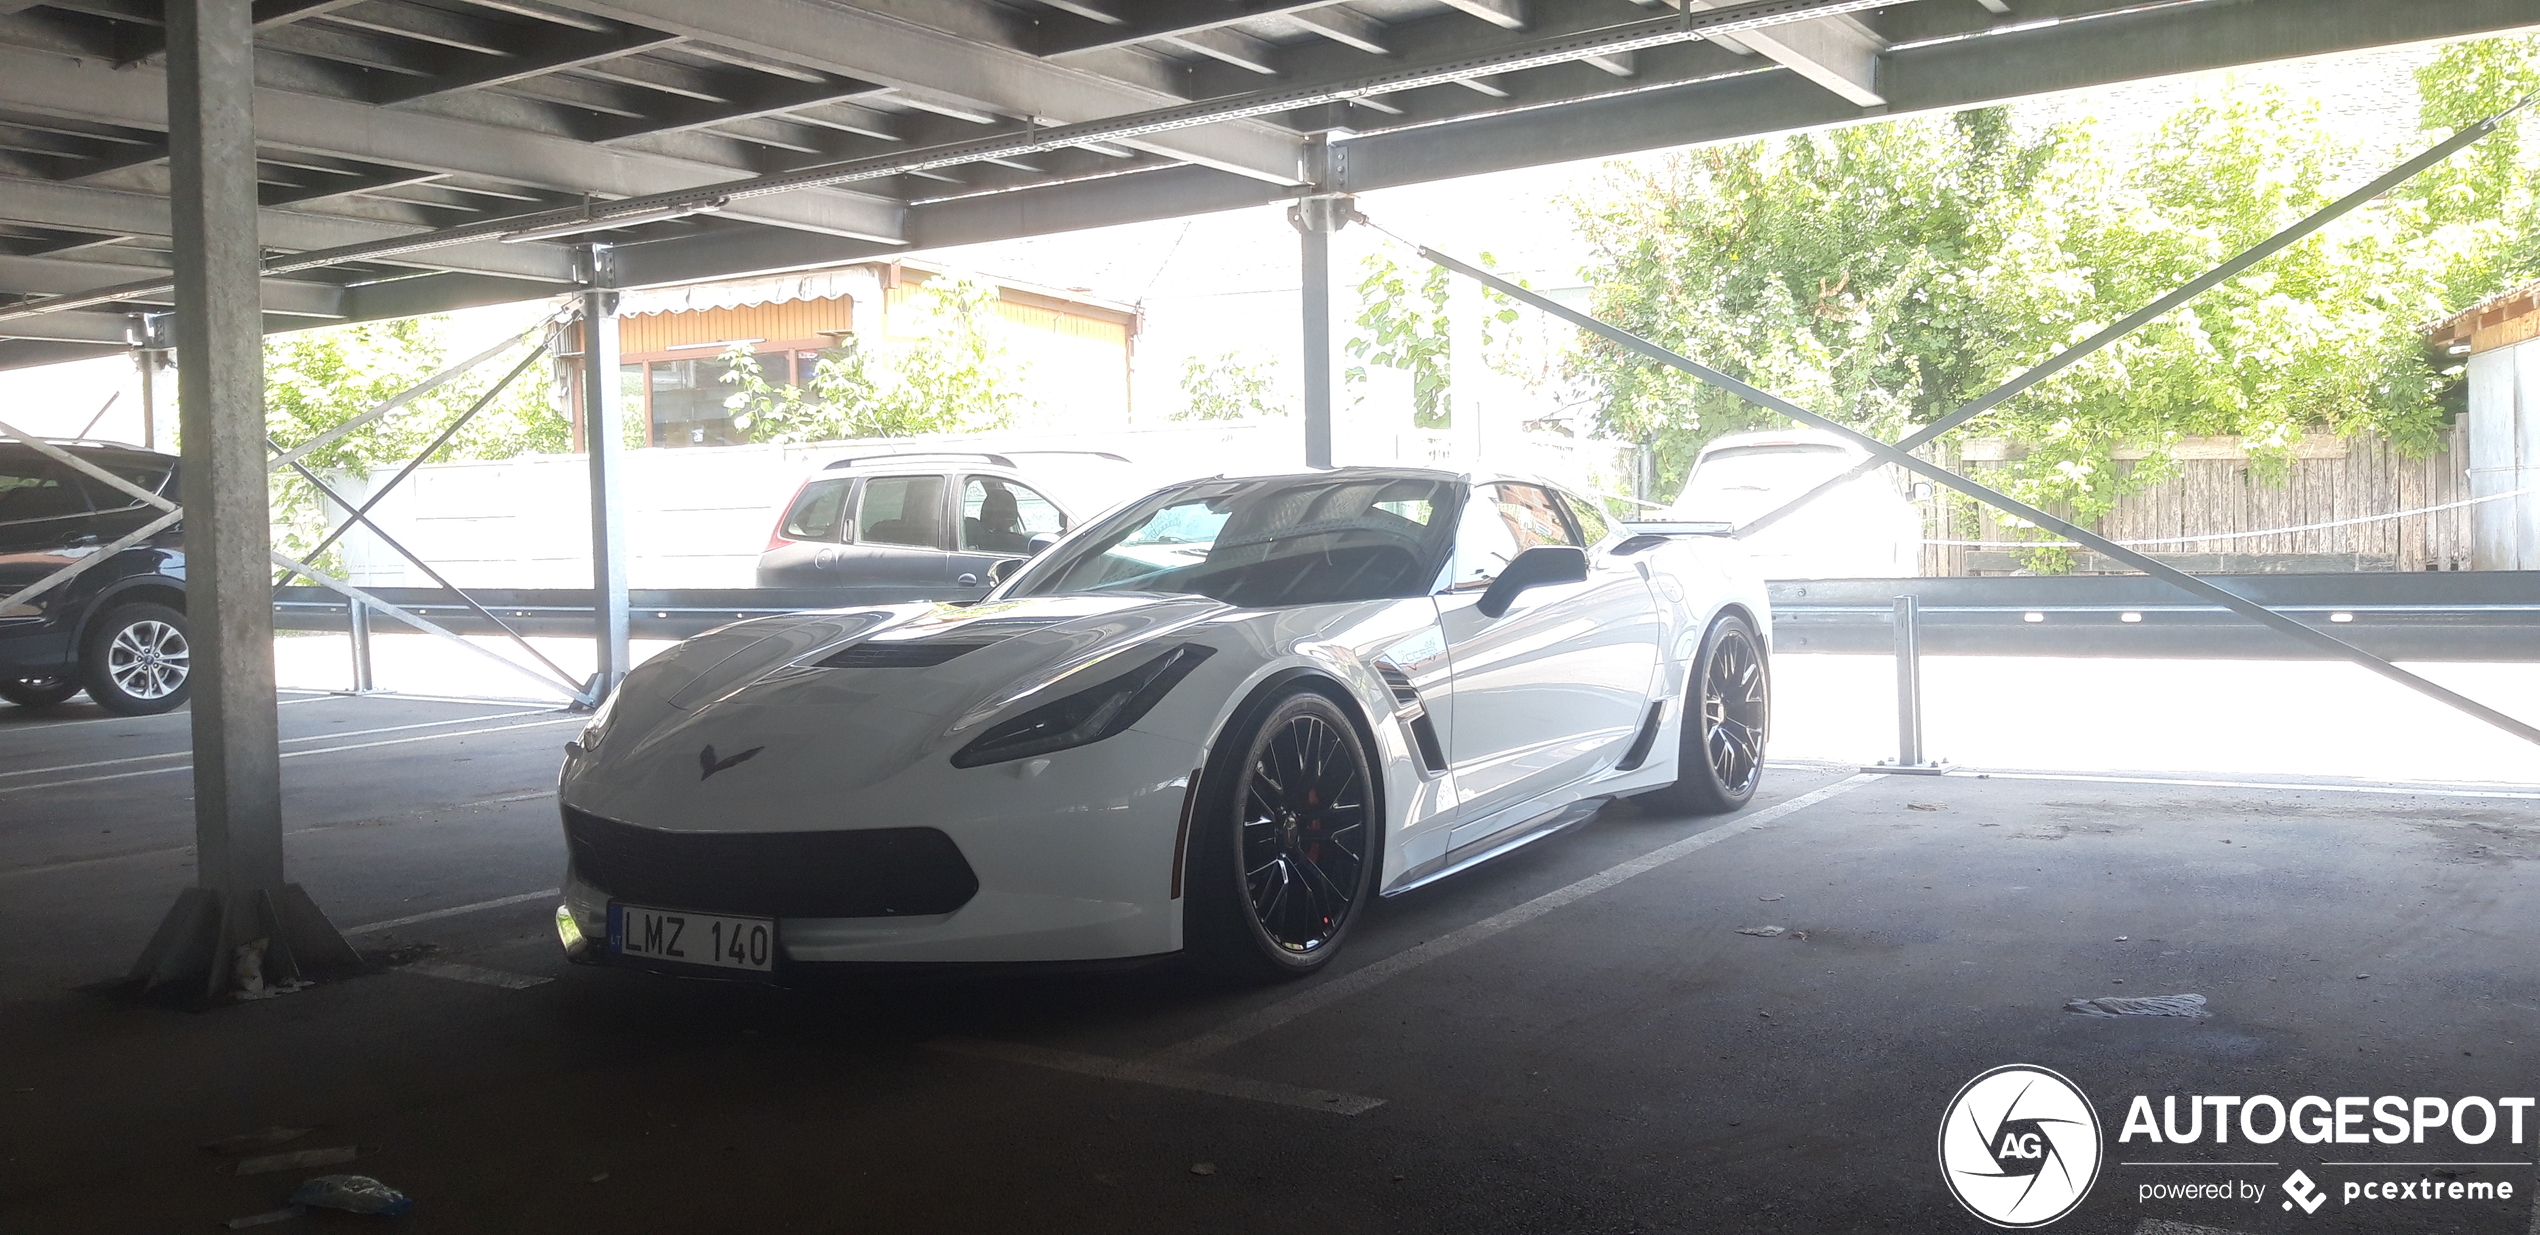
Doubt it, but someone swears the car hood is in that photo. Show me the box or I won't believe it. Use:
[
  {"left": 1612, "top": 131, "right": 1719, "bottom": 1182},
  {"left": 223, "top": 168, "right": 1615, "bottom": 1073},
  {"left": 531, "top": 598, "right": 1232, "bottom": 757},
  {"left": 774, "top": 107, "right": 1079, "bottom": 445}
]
[{"left": 564, "top": 592, "right": 1229, "bottom": 827}]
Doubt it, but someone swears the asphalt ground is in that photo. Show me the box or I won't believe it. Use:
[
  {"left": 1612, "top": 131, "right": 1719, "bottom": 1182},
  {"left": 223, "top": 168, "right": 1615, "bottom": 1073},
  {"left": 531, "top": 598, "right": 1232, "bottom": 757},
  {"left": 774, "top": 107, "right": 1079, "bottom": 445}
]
[{"left": 4, "top": 691, "right": 2539, "bottom": 1234}]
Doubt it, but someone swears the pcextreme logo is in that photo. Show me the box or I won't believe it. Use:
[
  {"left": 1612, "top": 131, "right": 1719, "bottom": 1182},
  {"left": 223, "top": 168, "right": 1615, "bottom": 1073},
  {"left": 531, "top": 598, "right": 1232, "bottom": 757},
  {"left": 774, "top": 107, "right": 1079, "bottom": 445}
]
[{"left": 1939, "top": 1065, "right": 2105, "bottom": 1228}]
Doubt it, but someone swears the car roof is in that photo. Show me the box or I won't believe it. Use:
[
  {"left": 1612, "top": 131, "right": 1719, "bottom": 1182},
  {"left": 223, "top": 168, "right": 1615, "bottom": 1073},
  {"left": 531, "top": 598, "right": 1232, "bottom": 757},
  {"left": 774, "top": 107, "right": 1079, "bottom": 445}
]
[
  {"left": 817, "top": 449, "right": 1133, "bottom": 473},
  {"left": 1694, "top": 429, "right": 1865, "bottom": 458}
]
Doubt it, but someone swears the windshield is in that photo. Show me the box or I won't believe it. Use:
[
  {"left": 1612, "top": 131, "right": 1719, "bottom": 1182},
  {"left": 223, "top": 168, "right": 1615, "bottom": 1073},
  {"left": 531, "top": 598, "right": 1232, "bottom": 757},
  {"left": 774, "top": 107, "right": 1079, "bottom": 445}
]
[{"left": 1006, "top": 474, "right": 1464, "bottom": 608}]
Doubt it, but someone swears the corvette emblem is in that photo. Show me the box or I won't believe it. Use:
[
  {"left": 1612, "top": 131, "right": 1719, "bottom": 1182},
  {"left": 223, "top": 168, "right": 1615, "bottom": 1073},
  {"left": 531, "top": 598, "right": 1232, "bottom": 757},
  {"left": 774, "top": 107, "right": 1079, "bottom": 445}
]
[{"left": 698, "top": 744, "right": 764, "bottom": 780}]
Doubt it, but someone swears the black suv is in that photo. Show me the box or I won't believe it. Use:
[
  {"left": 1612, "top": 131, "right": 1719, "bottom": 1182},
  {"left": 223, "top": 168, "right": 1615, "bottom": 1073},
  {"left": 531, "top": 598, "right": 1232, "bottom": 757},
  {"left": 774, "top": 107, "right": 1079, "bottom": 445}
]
[{"left": 0, "top": 441, "right": 189, "bottom": 715}]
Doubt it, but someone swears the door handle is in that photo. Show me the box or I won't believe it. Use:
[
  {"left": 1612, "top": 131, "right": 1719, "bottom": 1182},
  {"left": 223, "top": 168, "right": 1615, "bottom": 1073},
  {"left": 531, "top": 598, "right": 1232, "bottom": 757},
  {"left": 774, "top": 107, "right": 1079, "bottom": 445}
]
[{"left": 956, "top": 573, "right": 979, "bottom": 586}]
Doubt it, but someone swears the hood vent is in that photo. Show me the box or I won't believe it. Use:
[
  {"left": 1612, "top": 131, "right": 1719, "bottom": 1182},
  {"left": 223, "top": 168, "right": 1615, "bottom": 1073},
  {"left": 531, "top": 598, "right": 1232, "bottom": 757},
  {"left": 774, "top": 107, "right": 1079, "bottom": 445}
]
[{"left": 818, "top": 639, "right": 1002, "bottom": 669}]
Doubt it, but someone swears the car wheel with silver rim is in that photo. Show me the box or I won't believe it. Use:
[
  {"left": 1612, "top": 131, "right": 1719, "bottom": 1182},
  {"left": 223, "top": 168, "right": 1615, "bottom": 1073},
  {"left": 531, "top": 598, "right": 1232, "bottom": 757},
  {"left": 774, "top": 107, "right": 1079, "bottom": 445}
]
[{"left": 82, "top": 602, "right": 191, "bottom": 716}]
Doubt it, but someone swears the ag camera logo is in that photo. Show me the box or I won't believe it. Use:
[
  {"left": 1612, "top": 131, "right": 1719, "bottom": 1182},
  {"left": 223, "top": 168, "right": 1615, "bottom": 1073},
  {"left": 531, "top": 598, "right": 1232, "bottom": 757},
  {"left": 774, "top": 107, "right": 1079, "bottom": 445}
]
[{"left": 1940, "top": 1064, "right": 2105, "bottom": 1227}]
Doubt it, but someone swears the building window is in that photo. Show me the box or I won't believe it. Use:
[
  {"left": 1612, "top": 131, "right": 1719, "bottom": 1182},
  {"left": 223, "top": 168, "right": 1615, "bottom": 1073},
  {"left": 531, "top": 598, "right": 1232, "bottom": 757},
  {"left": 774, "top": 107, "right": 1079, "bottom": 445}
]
[{"left": 644, "top": 352, "right": 794, "bottom": 448}]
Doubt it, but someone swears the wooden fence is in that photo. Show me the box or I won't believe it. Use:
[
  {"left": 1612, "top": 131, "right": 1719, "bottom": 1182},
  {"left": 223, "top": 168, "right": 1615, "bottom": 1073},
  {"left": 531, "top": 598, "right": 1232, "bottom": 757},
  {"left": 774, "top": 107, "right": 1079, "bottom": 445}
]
[{"left": 1921, "top": 421, "right": 2474, "bottom": 575}]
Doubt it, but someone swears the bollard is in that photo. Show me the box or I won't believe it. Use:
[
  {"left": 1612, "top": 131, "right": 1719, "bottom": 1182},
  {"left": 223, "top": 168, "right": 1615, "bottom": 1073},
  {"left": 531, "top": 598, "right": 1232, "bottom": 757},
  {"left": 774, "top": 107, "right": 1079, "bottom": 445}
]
[
  {"left": 347, "top": 596, "right": 375, "bottom": 694},
  {"left": 1895, "top": 594, "right": 1923, "bottom": 768}
]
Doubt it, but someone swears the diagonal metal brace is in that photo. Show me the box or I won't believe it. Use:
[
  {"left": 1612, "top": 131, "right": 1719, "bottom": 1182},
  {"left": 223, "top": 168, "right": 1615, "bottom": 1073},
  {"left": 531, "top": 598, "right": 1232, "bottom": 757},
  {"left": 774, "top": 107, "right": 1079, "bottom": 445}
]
[
  {"left": 270, "top": 549, "right": 591, "bottom": 705},
  {"left": 1733, "top": 93, "right": 2539, "bottom": 542},
  {"left": 1389, "top": 229, "right": 2540, "bottom": 750}
]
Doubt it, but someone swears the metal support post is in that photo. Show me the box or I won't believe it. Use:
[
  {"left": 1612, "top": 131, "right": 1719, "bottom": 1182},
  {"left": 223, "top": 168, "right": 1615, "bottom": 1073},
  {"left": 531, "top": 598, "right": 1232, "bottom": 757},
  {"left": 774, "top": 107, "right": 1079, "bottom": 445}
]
[
  {"left": 346, "top": 596, "right": 374, "bottom": 694},
  {"left": 1291, "top": 136, "right": 1352, "bottom": 471},
  {"left": 579, "top": 246, "right": 630, "bottom": 699},
  {"left": 129, "top": 0, "right": 356, "bottom": 1008},
  {"left": 1889, "top": 595, "right": 1931, "bottom": 772}
]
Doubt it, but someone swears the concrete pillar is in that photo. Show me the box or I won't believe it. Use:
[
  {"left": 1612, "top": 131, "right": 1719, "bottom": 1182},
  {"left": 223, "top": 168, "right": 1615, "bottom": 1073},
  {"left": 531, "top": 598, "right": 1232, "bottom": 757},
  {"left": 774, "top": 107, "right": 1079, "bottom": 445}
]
[
  {"left": 168, "top": 0, "right": 282, "bottom": 973},
  {"left": 579, "top": 248, "right": 631, "bottom": 696},
  {"left": 131, "top": 0, "right": 358, "bottom": 1005}
]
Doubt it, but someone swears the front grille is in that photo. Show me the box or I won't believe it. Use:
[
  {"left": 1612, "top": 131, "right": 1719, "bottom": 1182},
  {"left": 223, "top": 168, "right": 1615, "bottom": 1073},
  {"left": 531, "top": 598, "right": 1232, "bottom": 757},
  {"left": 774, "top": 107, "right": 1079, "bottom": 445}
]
[
  {"left": 816, "top": 639, "right": 999, "bottom": 668},
  {"left": 563, "top": 807, "right": 979, "bottom": 918}
]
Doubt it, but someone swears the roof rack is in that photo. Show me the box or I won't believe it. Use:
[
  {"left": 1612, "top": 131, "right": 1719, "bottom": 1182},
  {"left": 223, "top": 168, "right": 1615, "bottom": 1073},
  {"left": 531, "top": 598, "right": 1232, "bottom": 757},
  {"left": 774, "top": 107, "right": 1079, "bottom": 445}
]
[
  {"left": 823, "top": 451, "right": 1015, "bottom": 470},
  {"left": 998, "top": 450, "right": 1132, "bottom": 463}
]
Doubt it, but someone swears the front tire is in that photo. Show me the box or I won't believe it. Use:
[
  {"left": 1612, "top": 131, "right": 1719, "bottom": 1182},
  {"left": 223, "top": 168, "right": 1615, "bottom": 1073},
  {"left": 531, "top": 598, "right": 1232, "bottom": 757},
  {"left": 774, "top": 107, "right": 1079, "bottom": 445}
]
[
  {"left": 1640, "top": 613, "right": 1769, "bottom": 815},
  {"left": 0, "top": 676, "right": 80, "bottom": 708},
  {"left": 1185, "top": 688, "right": 1378, "bottom": 981},
  {"left": 82, "top": 602, "right": 191, "bottom": 716}
]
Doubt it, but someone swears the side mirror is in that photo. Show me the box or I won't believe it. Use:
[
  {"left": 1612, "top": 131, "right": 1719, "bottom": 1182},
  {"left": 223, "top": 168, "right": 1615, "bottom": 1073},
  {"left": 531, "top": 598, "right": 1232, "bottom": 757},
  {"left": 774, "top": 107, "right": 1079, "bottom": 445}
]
[
  {"left": 1026, "top": 532, "right": 1060, "bottom": 556},
  {"left": 1476, "top": 545, "right": 1588, "bottom": 619},
  {"left": 986, "top": 557, "right": 1026, "bottom": 587}
]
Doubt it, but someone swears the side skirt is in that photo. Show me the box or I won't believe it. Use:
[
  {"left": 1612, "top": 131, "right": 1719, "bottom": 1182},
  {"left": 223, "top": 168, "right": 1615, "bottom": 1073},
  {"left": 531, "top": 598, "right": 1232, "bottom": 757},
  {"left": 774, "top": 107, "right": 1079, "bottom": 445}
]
[{"left": 1379, "top": 796, "right": 1609, "bottom": 899}]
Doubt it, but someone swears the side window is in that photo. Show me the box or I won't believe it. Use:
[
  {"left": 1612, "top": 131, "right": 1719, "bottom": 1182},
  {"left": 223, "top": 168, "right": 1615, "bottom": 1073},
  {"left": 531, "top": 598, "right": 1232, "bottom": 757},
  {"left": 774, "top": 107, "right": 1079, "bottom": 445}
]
[
  {"left": 857, "top": 474, "right": 946, "bottom": 549},
  {"left": 0, "top": 457, "right": 91, "bottom": 527},
  {"left": 1491, "top": 483, "right": 1580, "bottom": 550},
  {"left": 781, "top": 479, "right": 851, "bottom": 542},
  {"left": 1451, "top": 487, "right": 1525, "bottom": 587},
  {"left": 75, "top": 464, "right": 174, "bottom": 512},
  {"left": 1559, "top": 489, "right": 1612, "bottom": 544},
  {"left": 960, "top": 476, "right": 1068, "bottom": 554}
]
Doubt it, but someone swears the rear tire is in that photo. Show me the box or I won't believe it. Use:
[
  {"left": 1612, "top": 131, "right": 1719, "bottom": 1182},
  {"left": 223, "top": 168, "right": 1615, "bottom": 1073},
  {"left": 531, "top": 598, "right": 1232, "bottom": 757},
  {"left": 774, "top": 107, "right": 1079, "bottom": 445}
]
[
  {"left": 0, "top": 676, "right": 80, "bottom": 708},
  {"left": 1638, "top": 613, "right": 1769, "bottom": 816},
  {"left": 82, "top": 602, "right": 191, "bottom": 716},
  {"left": 1185, "top": 687, "right": 1379, "bottom": 981}
]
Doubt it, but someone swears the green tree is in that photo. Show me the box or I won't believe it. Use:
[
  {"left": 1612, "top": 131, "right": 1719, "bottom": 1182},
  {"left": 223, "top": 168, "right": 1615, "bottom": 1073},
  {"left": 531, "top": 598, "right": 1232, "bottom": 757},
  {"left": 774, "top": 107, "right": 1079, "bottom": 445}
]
[
  {"left": 1174, "top": 350, "right": 1289, "bottom": 420},
  {"left": 263, "top": 314, "right": 565, "bottom": 574},
  {"left": 1566, "top": 41, "right": 2540, "bottom": 560},
  {"left": 1344, "top": 251, "right": 1518, "bottom": 430},
  {"left": 722, "top": 274, "right": 1028, "bottom": 441}
]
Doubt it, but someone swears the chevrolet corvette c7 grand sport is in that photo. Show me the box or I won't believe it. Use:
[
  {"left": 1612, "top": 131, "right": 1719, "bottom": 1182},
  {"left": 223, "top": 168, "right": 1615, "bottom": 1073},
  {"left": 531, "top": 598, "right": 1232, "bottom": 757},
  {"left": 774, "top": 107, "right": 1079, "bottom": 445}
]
[{"left": 555, "top": 468, "right": 1771, "bottom": 981}]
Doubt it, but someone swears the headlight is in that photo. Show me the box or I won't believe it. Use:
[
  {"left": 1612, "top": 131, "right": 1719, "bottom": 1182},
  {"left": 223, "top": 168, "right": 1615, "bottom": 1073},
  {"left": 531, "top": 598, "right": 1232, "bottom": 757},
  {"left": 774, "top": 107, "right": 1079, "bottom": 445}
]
[
  {"left": 574, "top": 684, "right": 622, "bottom": 755},
  {"left": 951, "top": 643, "right": 1216, "bottom": 769}
]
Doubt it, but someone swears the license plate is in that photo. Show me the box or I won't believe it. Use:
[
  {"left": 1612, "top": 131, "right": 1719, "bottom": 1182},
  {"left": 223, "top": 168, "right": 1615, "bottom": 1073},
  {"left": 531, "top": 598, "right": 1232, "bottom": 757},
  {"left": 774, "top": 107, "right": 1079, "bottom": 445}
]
[{"left": 608, "top": 903, "right": 776, "bottom": 973}]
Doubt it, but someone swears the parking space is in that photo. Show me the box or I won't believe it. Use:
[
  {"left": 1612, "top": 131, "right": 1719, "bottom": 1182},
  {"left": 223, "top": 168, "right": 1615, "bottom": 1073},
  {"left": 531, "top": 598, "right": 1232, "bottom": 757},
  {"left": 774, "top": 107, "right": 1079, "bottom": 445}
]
[{"left": 5, "top": 699, "right": 2536, "bottom": 1233}]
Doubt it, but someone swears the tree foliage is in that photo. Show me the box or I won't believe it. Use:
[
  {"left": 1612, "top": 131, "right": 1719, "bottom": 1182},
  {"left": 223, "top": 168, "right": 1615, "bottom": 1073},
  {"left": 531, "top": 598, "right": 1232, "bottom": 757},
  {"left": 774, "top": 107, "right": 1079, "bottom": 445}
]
[
  {"left": 721, "top": 274, "right": 1027, "bottom": 442},
  {"left": 1566, "top": 37, "right": 2540, "bottom": 551},
  {"left": 1174, "top": 350, "right": 1289, "bottom": 420},
  {"left": 262, "top": 314, "right": 566, "bottom": 573},
  {"left": 1345, "top": 251, "right": 1518, "bottom": 430}
]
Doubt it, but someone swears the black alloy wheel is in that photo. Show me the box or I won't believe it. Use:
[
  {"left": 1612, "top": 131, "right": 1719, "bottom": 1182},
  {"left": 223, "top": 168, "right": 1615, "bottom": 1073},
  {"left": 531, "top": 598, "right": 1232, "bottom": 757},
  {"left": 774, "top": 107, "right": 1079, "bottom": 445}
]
[
  {"left": 1641, "top": 613, "right": 1770, "bottom": 816},
  {"left": 82, "top": 602, "right": 192, "bottom": 716},
  {"left": 1188, "top": 688, "right": 1378, "bottom": 980},
  {"left": 0, "top": 676, "right": 80, "bottom": 708}
]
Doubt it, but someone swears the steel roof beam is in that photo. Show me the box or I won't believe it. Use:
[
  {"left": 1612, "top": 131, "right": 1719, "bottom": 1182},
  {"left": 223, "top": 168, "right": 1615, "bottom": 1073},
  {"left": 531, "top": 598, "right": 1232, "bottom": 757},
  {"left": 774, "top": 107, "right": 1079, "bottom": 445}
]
[
  {"left": 0, "top": 249, "right": 345, "bottom": 317},
  {"left": 538, "top": 0, "right": 1307, "bottom": 184},
  {"left": 0, "top": 174, "right": 575, "bottom": 280},
  {"left": 1682, "top": 0, "right": 1884, "bottom": 106},
  {"left": 0, "top": 41, "right": 908, "bottom": 241},
  {"left": 1340, "top": 0, "right": 2540, "bottom": 192}
]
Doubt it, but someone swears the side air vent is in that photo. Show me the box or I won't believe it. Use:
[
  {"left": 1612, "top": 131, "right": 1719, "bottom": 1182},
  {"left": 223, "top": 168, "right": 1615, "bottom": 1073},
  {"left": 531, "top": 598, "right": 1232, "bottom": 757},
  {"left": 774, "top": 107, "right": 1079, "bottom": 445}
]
[
  {"left": 1374, "top": 661, "right": 1422, "bottom": 716},
  {"left": 1376, "top": 660, "right": 1446, "bottom": 774},
  {"left": 1407, "top": 714, "right": 1448, "bottom": 773},
  {"left": 817, "top": 640, "right": 1000, "bottom": 669},
  {"left": 1615, "top": 700, "right": 1667, "bottom": 772}
]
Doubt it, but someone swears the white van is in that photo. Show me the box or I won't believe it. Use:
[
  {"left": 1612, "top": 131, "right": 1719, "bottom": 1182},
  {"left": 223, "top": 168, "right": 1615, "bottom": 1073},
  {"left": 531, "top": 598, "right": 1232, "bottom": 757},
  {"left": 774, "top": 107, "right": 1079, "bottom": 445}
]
[{"left": 1663, "top": 430, "right": 1921, "bottom": 578}]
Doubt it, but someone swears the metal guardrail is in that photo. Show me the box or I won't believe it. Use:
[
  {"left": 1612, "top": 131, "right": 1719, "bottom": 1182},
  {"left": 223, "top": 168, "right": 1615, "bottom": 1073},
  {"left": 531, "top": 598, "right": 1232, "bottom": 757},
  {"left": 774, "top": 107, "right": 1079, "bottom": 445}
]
[
  {"left": 1769, "top": 573, "right": 2540, "bottom": 661},
  {"left": 276, "top": 572, "right": 2540, "bottom": 662}
]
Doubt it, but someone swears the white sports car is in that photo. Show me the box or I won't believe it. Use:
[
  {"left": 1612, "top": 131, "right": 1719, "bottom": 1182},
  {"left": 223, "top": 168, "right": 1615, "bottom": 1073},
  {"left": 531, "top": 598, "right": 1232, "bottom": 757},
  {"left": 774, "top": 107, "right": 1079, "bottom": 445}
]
[{"left": 554, "top": 468, "right": 1771, "bottom": 981}]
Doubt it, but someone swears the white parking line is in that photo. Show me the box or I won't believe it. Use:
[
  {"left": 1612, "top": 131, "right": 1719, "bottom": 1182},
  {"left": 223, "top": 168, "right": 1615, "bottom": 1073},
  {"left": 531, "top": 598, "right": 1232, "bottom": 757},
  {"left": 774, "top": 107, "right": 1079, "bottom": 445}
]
[
  {"left": 928, "top": 1038, "right": 1384, "bottom": 1116},
  {"left": 1956, "top": 769, "right": 2540, "bottom": 800},
  {"left": 0, "top": 716, "right": 580, "bottom": 794},
  {"left": 348, "top": 889, "right": 560, "bottom": 935},
  {"left": 397, "top": 961, "right": 552, "bottom": 990},
  {"left": 1148, "top": 773, "right": 1876, "bottom": 1067},
  {"left": 0, "top": 708, "right": 555, "bottom": 781},
  {"left": 0, "top": 691, "right": 339, "bottom": 731}
]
